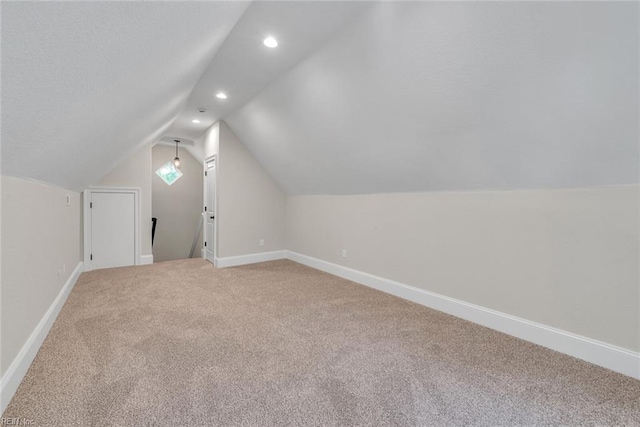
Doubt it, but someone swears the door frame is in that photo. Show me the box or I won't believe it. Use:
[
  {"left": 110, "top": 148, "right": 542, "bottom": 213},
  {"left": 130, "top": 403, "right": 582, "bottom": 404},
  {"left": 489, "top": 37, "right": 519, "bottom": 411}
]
[
  {"left": 204, "top": 155, "right": 217, "bottom": 266},
  {"left": 83, "top": 187, "right": 141, "bottom": 271}
]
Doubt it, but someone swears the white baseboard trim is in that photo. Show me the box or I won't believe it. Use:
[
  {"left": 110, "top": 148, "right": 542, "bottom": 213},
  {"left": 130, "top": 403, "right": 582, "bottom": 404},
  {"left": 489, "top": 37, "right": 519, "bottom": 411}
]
[
  {"left": 139, "top": 254, "right": 153, "bottom": 265},
  {"left": 0, "top": 261, "right": 84, "bottom": 414},
  {"left": 285, "top": 251, "right": 640, "bottom": 380},
  {"left": 216, "top": 250, "right": 286, "bottom": 268}
]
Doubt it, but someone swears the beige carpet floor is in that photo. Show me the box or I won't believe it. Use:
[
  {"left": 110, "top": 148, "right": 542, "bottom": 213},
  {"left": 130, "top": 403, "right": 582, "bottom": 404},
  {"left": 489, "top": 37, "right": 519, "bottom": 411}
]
[{"left": 3, "top": 258, "right": 640, "bottom": 426}]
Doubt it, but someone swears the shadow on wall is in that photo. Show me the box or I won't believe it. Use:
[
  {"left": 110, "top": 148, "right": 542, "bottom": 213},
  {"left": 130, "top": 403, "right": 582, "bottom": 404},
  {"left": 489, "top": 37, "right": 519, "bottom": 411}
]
[{"left": 152, "top": 144, "right": 203, "bottom": 262}]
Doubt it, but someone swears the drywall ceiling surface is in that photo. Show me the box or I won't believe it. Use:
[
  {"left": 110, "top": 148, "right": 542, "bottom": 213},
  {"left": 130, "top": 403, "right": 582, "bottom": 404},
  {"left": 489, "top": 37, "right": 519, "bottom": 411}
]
[
  {"left": 226, "top": 2, "right": 639, "bottom": 195},
  {"left": 165, "top": 1, "right": 370, "bottom": 142},
  {"left": 1, "top": 1, "right": 249, "bottom": 191}
]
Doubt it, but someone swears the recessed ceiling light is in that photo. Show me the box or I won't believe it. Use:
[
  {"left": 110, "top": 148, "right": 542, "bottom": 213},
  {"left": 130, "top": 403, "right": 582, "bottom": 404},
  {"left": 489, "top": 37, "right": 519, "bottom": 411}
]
[
  {"left": 192, "top": 119, "right": 200, "bottom": 124},
  {"left": 263, "top": 36, "right": 278, "bottom": 48},
  {"left": 216, "top": 92, "right": 227, "bottom": 100}
]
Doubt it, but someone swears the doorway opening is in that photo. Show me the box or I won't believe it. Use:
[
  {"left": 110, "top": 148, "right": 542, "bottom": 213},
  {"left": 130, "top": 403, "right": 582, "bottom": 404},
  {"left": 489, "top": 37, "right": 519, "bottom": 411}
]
[{"left": 151, "top": 144, "right": 204, "bottom": 262}]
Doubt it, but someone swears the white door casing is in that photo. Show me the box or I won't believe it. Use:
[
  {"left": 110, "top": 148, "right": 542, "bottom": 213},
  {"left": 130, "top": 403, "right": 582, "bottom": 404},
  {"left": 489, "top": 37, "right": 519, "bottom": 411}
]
[
  {"left": 83, "top": 187, "right": 141, "bottom": 271},
  {"left": 205, "top": 158, "right": 216, "bottom": 265}
]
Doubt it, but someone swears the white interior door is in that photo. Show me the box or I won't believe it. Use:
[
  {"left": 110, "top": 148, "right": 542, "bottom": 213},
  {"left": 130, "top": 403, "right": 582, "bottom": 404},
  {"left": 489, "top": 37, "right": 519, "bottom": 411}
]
[
  {"left": 91, "top": 192, "right": 135, "bottom": 269},
  {"left": 205, "top": 160, "right": 216, "bottom": 265}
]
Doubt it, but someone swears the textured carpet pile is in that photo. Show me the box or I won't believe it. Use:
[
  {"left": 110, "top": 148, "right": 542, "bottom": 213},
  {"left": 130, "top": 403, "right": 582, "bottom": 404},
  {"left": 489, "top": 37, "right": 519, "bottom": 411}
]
[{"left": 3, "top": 258, "right": 640, "bottom": 425}]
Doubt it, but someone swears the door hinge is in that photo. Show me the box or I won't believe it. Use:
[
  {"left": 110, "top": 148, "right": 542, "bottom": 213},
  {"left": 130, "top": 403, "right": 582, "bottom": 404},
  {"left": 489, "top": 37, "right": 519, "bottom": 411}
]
[
  {"left": 90, "top": 254, "right": 93, "bottom": 260},
  {"left": 90, "top": 202, "right": 93, "bottom": 208},
  {"left": 204, "top": 242, "right": 207, "bottom": 247},
  {"left": 205, "top": 171, "right": 208, "bottom": 176}
]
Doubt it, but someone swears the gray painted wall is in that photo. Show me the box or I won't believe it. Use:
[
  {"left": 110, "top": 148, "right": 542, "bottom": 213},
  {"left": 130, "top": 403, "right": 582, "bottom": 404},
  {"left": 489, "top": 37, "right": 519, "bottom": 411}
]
[
  {"left": 1, "top": 176, "right": 81, "bottom": 377},
  {"left": 216, "top": 122, "right": 286, "bottom": 258},
  {"left": 286, "top": 185, "right": 640, "bottom": 351}
]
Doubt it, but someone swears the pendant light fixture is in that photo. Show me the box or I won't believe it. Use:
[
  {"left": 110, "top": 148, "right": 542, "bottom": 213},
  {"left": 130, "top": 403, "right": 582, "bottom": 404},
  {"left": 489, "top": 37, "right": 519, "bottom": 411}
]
[{"left": 173, "top": 139, "right": 181, "bottom": 168}]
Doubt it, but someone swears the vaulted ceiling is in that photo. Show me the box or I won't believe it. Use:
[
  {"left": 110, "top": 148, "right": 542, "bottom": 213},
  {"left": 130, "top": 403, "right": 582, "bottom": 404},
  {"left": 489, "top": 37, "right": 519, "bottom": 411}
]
[
  {"left": 2, "top": 2, "right": 638, "bottom": 194},
  {"left": 2, "top": 1, "right": 248, "bottom": 191},
  {"left": 226, "top": 2, "right": 639, "bottom": 194}
]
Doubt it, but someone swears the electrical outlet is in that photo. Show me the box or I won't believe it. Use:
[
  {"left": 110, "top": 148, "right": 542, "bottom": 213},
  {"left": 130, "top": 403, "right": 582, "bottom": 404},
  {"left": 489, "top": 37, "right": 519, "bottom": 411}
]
[
  {"left": 259, "top": 239, "right": 265, "bottom": 247},
  {"left": 341, "top": 249, "right": 347, "bottom": 258}
]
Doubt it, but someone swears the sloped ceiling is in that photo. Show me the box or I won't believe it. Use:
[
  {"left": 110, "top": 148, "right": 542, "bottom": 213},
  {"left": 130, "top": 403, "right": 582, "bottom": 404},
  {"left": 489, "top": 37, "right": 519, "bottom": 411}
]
[
  {"left": 164, "top": 1, "right": 370, "bottom": 143},
  {"left": 226, "top": 2, "right": 639, "bottom": 194},
  {"left": 2, "top": 2, "right": 638, "bottom": 195},
  {"left": 1, "top": 1, "right": 249, "bottom": 191}
]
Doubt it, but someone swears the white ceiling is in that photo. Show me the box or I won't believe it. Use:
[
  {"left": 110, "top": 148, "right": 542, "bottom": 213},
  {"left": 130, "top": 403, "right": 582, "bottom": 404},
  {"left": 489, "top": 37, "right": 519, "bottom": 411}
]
[
  {"left": 227, "top": 2, "right": 639, "bottom": 194},
  {"left": 2, "top": 2, "right": 638, "bottom": 194},
  {"left": 1, "top": 1, "right": 249, "bottom": 191},
  {"left": 164, "top": 1, "right": 370, "bottom": 143}
]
